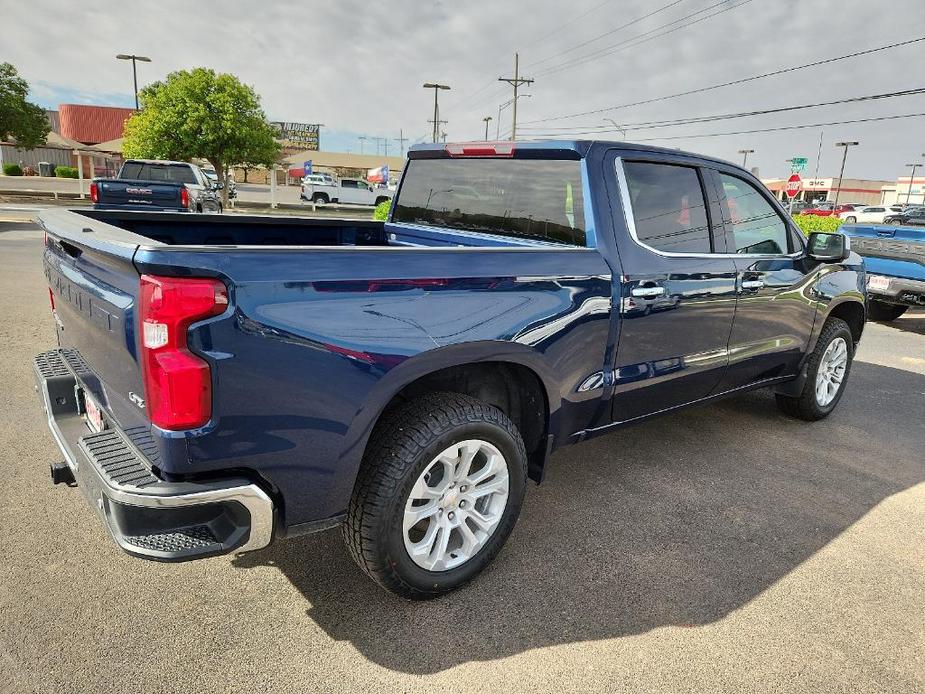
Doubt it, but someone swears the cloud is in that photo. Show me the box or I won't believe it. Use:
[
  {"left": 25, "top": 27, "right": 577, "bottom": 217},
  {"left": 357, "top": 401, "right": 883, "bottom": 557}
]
[{"left": 6, "top": 0, "right": 925, "bottom": 178}]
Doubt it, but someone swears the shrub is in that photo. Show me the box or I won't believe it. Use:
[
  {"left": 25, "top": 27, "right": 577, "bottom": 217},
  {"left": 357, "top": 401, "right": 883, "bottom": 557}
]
[
  {"left": 373, "top": 199, "right": 391, "bottom": 221},
  {"left": 54, "top": 165, "right": 79, "bottom": 178},
  {"left": 792, "top": 214, "right": 844, "bottom": 236},
  {"left": 2, "top": 163, "right": 23, "bottom": 176}
]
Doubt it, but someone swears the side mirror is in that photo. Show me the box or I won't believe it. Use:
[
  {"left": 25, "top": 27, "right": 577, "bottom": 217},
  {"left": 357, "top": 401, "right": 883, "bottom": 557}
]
[{"left": 807, "top": 231, "right": 850, "bottom": 262}]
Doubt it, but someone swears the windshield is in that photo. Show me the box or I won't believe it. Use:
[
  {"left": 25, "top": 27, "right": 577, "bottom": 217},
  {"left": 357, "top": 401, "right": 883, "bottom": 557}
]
[{"left": 393, "top": 157, "right": 586, "bottom": 246}]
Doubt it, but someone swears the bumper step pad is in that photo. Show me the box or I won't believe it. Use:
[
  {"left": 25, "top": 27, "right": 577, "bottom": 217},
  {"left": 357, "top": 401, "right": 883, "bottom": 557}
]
[
  {"left": 124, "top": 525, "right": 220, "bottom": 553},
  {"left": 80, "top": 430, "right": 160, "bottom": 490}
]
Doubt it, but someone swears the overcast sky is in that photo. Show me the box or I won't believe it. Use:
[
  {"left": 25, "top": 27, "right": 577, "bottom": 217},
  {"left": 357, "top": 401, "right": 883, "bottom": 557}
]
[{"left": 6, "top": 0, "right": 925, "bottom": 179}]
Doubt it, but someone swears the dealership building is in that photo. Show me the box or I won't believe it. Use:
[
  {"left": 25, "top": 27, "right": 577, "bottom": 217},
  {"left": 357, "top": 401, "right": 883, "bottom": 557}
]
[{"left": 761, "top": 176, "right": 893, "bottom": 206}]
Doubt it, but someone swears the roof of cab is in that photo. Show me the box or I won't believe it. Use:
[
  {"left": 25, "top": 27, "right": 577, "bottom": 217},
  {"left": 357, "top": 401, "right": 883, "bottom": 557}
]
[{"left": 407, "top": 139, "right": 740, "bottom": 169}]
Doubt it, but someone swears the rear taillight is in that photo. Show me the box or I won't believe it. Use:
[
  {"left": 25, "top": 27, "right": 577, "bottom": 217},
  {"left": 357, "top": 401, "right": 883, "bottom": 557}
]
[
  {"left": 138, "top": 275, "right": 228, "bottom": 430},
  {"left": 89, "top": 182, "right": 98, "bottom": 203},
  {"left": 444, "top": 142, "right": 515, "bottom": 157},
  {"left": 180, "top": 187, "right": 190, "bottom": 209}
]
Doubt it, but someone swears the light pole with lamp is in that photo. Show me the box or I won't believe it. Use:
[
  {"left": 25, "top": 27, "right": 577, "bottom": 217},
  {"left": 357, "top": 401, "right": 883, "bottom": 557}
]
[
  {"left": 423, "top": 83, "right": 451, "bottom": 143},
  {"left": 483, "top": 116, "right": 493, "bottom": 140},
  {"left": 115, "top": 54, "right": 151, "bottom": 110},
  {"left": 905, "top": 162, "right": 923, "bottom": 205},
  {"left": 738, "top": 149, "right": 755, "bottom": 167},
  {"left": 497, "top": 95, "right": 531, "bottom": 139},
  {"left": 832, "top": 141, "right": 859, "bottom": 208}
]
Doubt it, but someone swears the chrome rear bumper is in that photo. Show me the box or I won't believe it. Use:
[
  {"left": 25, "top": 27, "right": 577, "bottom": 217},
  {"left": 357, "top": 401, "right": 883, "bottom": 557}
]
[{"left": 34, "top": 349, "right": 274, "bottom": 561}]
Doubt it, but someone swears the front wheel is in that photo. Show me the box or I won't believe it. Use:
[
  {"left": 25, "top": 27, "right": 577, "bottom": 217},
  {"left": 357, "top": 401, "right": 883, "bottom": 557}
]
[
  {"left": 845, "top": 215, "right": 857, "bottom": 223},
  {"left": 868, "top": 300, "right": 907, "bottom": 322},
  {"left": 344, "top": 392, "right": 528, "bottom": 599},
  {"left": 776, "top": 317, "right": 854, "bottom": 421}
]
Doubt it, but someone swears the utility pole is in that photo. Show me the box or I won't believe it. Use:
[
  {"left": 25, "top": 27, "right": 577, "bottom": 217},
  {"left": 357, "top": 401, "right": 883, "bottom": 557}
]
[
  {"left": 358, "top": 136, "right": 367, "bottom": 155},
  {"left": 905, "top": 162, "right": 923, "bottom": 205},
  {"left": 428, "top": 118, "right": 448, "bottom": 139},
  {"left": 483, "top": 116, "right": 493, "bottom": 140},
  {"left": 423, "top": 83, "right": 451, "bottom": 143},
  {"left": 395, "top": 129, "right": 408, "bottom": 157},
  {"left": 115, "top": 54, "right": 151, "bottom": 110},
  {"left": 833, "top": 141, "right": 859, "bottom": 208},
  {"left": 383, "top": 139, "right": 390, "bottom": 157},
  {"left": 738, "top": 149, "right": 755, "bottom": 167},
  {"left": 498, "top": 53, "right": 534, "bottom": 141}
]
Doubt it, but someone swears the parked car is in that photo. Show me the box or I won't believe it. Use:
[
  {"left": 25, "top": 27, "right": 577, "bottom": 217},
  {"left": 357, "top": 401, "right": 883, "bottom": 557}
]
[
  {"left": 883, "top": 206, "right": 925, "bottom": 226},
  {"left": 301, "top": 177, "right": 393, "bottom": 206},
  {"left": 202, "top": 168, "right": 236, "bottom": 199},
  {"left": 804, "top": 203, "right": 854, "bottom": 217},
  {"left": 838, "top": 205, "right": 892, "bottom": 224},
  {"left": 787, "top": 200, "right": 813, "bottom": 215},
  {"left": 841, "top": 222, "right": 925, "bottom": 320},
  {"left": 90, "top": 159, "right": 223, "bottom": 213},
  {"left": 35, "top": 140, "right": 866, "bottom": 599}
]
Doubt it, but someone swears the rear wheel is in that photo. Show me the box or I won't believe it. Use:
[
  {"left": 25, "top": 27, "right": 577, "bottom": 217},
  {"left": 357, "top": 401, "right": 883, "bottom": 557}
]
[
  {"left": 845, "top": 215, "right": 857, "bottom": 223},
  {"left": 344, "top": 392, "right": 527, "bottom": 599},
  {"left": 776, "top": 318, "right": 854, "bottom": 421},
  {"left": 867, "top": 300, "right": 907, "bottom": 322},
  {"left": 375, "top": 196, "right": 390, "bottom": 206},
  {"left": 312, "top": 193, "right": 328, "bottom": 205}
]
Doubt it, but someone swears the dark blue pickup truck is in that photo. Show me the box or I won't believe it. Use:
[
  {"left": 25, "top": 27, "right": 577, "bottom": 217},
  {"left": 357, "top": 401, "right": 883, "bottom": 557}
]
[{"left": 34, "top": 140, "right": 866, "bottom": 599}]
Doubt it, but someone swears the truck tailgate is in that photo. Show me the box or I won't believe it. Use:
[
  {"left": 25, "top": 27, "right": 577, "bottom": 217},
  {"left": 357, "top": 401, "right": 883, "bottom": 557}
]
[
  {"left": 96, "top": 178, "right": 183, "bottom": 210},
  {"left": 844, "top": 224, "right": 925, "bottom": 281},
  {"left": 43, "top": 224, "right": 146, "bottom": 433}
]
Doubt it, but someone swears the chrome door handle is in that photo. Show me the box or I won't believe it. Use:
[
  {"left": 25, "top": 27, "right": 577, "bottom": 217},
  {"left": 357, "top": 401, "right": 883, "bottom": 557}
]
[
  {"left": 631, "top": 286, "right": 665, "bottom": 298},
  {"left": 741, "top": 279, "right": 764, "bottom": 290}
]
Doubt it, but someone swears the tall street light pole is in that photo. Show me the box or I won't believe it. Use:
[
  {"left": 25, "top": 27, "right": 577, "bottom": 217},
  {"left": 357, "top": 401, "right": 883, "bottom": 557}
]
[
  {"left": 116, "top": 54, "right": 151, "bottom": 110},
  {"left": 905, "top": 162, "right": 923, "bottom": 205},
  {"left": 483, "top": 116, "right": 493, "bottom": 140},
  {"left": 738, "top": 149, "right": 755, "bottom": 167},
  {"left": 423, "top": 83, "right": 450, "bottom": 143},
  {"left": 832, "top": 141, "right": 859, "bottom": 208}
]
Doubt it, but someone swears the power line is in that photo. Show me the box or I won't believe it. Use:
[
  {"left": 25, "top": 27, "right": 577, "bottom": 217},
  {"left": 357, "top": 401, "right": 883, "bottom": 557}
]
[
  {"left": 524, "top": 0, "right": 690, "bottom": 69},
  {"left": 518, "top": 88, "right": 925, "bottom": 136},
  {"left": 519, "top": 0, "right": 620, "bottom": 51},
  {"left": 533, "top": 0, "right": 755, "bottom": 78},
  {"left": 537, "top": 112, "right": 925, "bottom": 143},
  {"left": 522, "top": 35, "right": 925, "bottom": 125}
]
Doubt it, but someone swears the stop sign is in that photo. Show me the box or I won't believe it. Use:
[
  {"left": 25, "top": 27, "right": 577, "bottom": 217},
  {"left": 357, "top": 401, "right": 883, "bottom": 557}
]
[{"left": 785, "top": 173, "right": 802, "bottom": 199}]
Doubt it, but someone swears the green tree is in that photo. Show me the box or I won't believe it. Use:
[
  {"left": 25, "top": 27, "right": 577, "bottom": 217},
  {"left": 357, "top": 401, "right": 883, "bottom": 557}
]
[
  {"left": 0, "top": 63, "right": 50, "bottom": 150},
  {"left": 122, "top": 68, "right": 280, "bottom": 205}
]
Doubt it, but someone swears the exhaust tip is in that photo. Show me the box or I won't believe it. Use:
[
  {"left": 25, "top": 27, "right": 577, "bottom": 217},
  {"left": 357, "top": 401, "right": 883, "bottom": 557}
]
[{"left": 50, "top": 462, "right": 75, "bottom": 486}]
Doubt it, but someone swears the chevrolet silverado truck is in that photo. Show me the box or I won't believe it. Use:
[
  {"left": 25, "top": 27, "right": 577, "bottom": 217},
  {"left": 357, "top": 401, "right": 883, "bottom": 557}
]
[
  {"left": 841, "top": 222, "right": 924, "bottom": 320},
  {"left": 34, "top": 140, "right": 866, "bottom": 599},
  {"left": 90, "top": 159, "right": 223, "bottom": 213}
]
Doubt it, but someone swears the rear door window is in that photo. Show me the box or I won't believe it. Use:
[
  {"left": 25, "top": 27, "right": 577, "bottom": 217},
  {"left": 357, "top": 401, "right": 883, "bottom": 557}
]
[
  {"left": 392, "top": 157, "right": 586, "bottom": 246},
  {"left": 622, "top": 161, "right": 711, "bottom": 254}
]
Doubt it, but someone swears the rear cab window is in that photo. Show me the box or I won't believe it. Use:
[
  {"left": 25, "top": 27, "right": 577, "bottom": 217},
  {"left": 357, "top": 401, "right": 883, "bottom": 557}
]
[
  {"left": 392, "top": 158, "right": 587, "bottom": 246},
  {"left": 120, "top": 162, "right": 197, "bottom": 185}
]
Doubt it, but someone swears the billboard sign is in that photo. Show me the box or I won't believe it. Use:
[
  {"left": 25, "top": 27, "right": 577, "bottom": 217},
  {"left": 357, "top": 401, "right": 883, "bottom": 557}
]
[{"left": 271, "top": 122, "right": 320, "bottom": 150}]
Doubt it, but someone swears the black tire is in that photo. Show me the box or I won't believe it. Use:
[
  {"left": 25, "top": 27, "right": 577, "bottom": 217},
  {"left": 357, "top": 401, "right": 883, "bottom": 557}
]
[
  {"left": 344, "top": 392, "right": 528, "bottom": 600},
  {"left": 867, "top": 300, "right": 908, "bottom": 322},
  {"left": 776, "top": 317, "right": 854, "bottom": 421},
  {"left": 312, "top": 193, "right": 328, "bottom": 204},
  {"left": 375, "top": 196, "right": 390, "bottom": 206},
  {"left": 845, "top": 215, "right": 857, "bottom": 223}
]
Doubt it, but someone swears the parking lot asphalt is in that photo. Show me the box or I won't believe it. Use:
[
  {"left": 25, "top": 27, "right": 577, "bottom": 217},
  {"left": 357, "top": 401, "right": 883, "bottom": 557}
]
[{"left": 0, "top": 221, "right": 923, "bottom": 693}]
